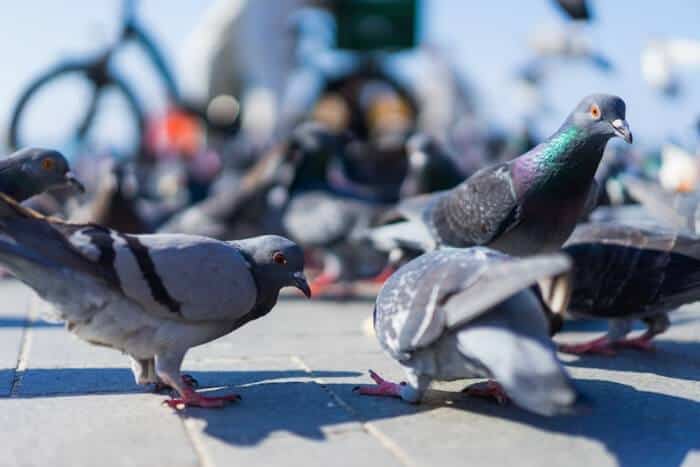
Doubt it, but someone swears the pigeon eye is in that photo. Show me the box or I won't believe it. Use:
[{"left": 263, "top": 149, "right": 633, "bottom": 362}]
[
  {"left": 589, "top": 104, "right": 601, "bottom": 120},
  {"left": 272, "top": 252, "right": 287, "bottom": 265},
  {"left": 41, "top": 158, "right": 55, "bottom": 171}
]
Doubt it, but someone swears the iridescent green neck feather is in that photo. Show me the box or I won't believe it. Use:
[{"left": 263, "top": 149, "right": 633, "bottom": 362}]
[{"left": 535, "top": 125, "right": 583, "bottom": 171}]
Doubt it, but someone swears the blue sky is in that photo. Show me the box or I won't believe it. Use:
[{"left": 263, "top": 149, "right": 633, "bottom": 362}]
[{"left": 0, "top": 0, "right": 698, "bottom": 153}]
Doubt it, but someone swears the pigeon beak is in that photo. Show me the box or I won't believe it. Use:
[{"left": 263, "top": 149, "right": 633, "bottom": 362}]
[
  {"left": 611, "top": 119, "right": 633, "bottom": 144},
  {"left": 293, "top": 271, "right": 312, "bottom": 298},
  {"left": 65, "top": 172, "right": 86, "bottom": 193}
]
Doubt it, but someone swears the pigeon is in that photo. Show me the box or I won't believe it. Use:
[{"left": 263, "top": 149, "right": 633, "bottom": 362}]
[
  {"left": 557, "top": 222, "right": 700, "bottom": 355},
  {"left": 621, "top": 175, "right": 700, "bottom": 235},
  {"left": 367, "top": 94, "right": 632, "bottom": 257},
  {"left": 0, "top": 147, "right": 84, "bottom": 201},
  {"left": 354, "top": 247, "right": 577, "bottom": 416},
  {"left": 70, "top": 161, "right": 153, "bottom": 234},
  {"left": 0, "top": 193, "right": 310, "bottom": 408},
  {"left": 399, "top": 133, "right": 466, "bottom": 198},
  {"left": 159, "top": 122, "right": 344, "bottom": 240},
  {"left": 279, "top": 124, "right": 391, "bottom": 294}
]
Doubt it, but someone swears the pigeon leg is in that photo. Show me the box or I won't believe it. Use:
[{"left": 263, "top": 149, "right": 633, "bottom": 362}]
[
  {"left": 310, "top": 253, "right": 343, "bottom": 295},
  {"left": 353, "top": 370, "right": 405, "bottom": 398},
  {"left": 156, "top": 352, "right": 239, "bottom": 409},
  {"left": 613, "top": 333, "right": 655, "bottom": 351},
  {"left": 558, "top": 336, "right": 617, "bottom": 356},
  {"left": 463, "top": 380, "right": 510, "bottom": 405},
  {"left": 152, "top": 374, "right": 200, "bottom": 394},
  {"left": 614, "top": 313, "right": 669, "bottom": 352},
  {"left": 370, "top": 264, "right": 396, "bottom": 284}
]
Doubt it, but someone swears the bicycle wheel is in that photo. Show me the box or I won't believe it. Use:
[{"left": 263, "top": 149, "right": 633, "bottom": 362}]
[{"left": 7, "top": 61, "right": 147, "bottom": 160}]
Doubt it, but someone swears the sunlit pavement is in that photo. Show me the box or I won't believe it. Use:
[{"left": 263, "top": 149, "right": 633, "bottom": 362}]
[{"left": 1, "top": 279, "right": 698, "bottom": 467}]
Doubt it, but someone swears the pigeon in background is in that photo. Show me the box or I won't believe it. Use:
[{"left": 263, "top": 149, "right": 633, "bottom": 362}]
[
  {"left": 0, "top": 147, "right": 84, "bottom": 201},
  {"left": 355, "top": 247, "right": 577, "bottom": 416},
  {"left": 399, "top": 133, "right": 466, "bottom": 198},
  {"left": 0, "top": 193, "right": 310, "bottom": 408},
  {"left": 159, "top": 122, "right": 344, "bottom": 240},
  {"left": 553, "top": 0, "right": 592, "bottom": 21},
  {"left": 621, "top": 175, "right": 700, "bottom": 235},
  {"left": 367, "top": 94, "right": 632, "bottom": 256},
  {"left": 69, "top": 160, "right": 153, "bottom": 234},
  {"left": 558, "top": 222, "right": 700, "bottom": 355},
  {"left": 279, "top": 124, "right": 391, "bottom": 294}
]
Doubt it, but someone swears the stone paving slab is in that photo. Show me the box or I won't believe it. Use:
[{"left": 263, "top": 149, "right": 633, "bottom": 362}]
[{"left": 1, "top": 279, "right": 699, "bottom": 467}]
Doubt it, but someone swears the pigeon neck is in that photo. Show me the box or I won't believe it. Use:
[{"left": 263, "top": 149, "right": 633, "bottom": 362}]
[
  {"left": 520, "top": 125, "right": 608, "bottom": 193},
  {"left": 234, "top": 245, "right": 282, "bottom": 313}
]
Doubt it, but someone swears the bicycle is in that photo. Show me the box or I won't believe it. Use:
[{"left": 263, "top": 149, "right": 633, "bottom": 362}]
[{"left": 7, "top": 0, "right": 239, "bottom": 161}]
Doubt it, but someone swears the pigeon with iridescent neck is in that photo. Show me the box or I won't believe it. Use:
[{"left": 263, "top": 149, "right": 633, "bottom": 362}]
[{"left": 367, "top": 94, "right": 632, "bottom": 257}]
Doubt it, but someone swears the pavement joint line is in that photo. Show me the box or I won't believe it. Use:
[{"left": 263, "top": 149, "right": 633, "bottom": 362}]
[
  {"left": 9, "top": 316, "right": 34, "bottom": 398},
  {"left": 181, "top": 416, "right": 215, "bottom": 467},
  {"left": 290, "top": 355, "right": 418, "bottom": 467}
]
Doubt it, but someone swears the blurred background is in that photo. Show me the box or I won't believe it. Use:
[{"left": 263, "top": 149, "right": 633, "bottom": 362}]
[
  {"left": 1, "top": 0, "right": 699, "bottom": 151},
  {"left": 1, "top": 0, "right": 700, "bottom": 294}
]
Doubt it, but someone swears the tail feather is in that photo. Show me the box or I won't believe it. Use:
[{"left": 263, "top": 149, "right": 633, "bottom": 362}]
[{"left": 455, "top": 294, "right": 577, "bottom": 416}]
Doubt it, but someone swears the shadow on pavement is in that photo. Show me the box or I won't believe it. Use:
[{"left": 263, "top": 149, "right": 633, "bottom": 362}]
[
  {"left": 0, "top": 316, "right": 62, "bottom": 328},
  {"left": 452, "top": 378, "right": 700, "bottom": 467},
  {"left": 563, "top": 339, "right": 700, "bottom": 382}
]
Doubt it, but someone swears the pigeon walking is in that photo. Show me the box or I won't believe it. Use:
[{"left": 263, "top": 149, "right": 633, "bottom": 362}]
[
  {"left": 0, "top": 147, "right": 84, "bottom": 201},
  {"left": 368, "top": 94, "right": 632, "bottom": 257},
  {"left": 558, "top": 222, "right": 700, "bottom": 355},
  {"left": 0, "top": 194, "right": 310, "bottom": 408},
  {"left": 355, "top": 247, "right": 577, "bottom": 416}
]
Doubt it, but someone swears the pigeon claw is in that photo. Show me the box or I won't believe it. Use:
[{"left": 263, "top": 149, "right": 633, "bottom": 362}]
[
  {"left": 611, "top": 334, "right": 656, "bottom": 352},
  {"left": 163, "top": 387, "right": 241, "bottom": 409},
  {"left": 353, "top": 370, "right": 404, "bottom": 398},
  {"left": 463, "top": 380, "right": 510, "bottom": 406},
  {"left": 559, "top": 334, "right": 656, "bottom": 355},
  {"left": 558, "top": 336, "right": 618, "bottom": 356}
]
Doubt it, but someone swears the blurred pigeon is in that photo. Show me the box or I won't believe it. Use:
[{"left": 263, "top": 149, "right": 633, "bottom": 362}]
[
  {"left": 279, "top": 124, "right": 391, "bottom": 294},
  {"left": 657, "top": 143, "right": 699, "bottom": 193},
  {"left": 399, "top": 133, "right": 466, "bottom": 198},
  {"left": 559, "top": 222, "right": 700, "bottom": 355},
  {"left": 368, "top": 94, "right": 632, "bottom": 256},
  {"left": 621, "top": 175, "right": 700, "bottom": 235},
  {"left": 0, "top": 194, "right": 310, "bottom": 408},
  {"left": 354, "top": 247, "right": 577, "bottom": 416},
  {"left": 642, "top": 39, "right": 700, "bottom": 97},
  {"left": 70, "top": 161, "right": 152, "bottom": 234},
  {"left": 159, "top": 122, "right": 343, "bottom": 239},
  {"left": 553, "top": 0, "right": 592, "bottom": 21},
  {"left": 0, "top": 147, "right": 84, "bottom": 201}
]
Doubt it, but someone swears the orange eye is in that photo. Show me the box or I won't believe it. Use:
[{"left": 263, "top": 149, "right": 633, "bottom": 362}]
[
  {"left": 273, "top": 252, "right": 287, "bottom": 265},
  {"left": 41, "top": 158, "right": 55, "bottom": 170},
  {"left": 590, "top": 104, "right": 601, "bottom": 120}
]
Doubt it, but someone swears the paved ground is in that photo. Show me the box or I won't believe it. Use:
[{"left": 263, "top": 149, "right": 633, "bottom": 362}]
[{"left": 0, "top": 279, "right": 699, "bottom": 467}]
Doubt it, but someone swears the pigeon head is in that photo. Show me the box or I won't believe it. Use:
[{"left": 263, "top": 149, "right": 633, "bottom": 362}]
[
  {"left": 567, "top": 94, "right": 632, "bottom": 143},
  {"left": 10, "top": 148, "right": 85, "bottom": 194},
  {"left": 232, "top": 235, "right": 311, "bottom": 298}
]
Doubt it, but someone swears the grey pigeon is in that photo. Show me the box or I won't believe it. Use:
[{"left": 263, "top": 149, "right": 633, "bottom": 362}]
[
  {"left": 0, "top": 147, "right": 84, "bottom": 201},
  {"left": 0, "top": 194, "right": 310, "bottom": 408},
  {"left": 399, "top": 133, "right": 466, "bottom": 198},
  {"left": 621, "top": 175, "right": 700, "bottom": 235},
  {"left": 355, "top": 247, "right": 577, "bottom": 416},
  {"left": 558, "top": 222, "right": 700, "bottom": 355},
  {"left": 368, "top": 94, "right": 632, "bottom": 257}
]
